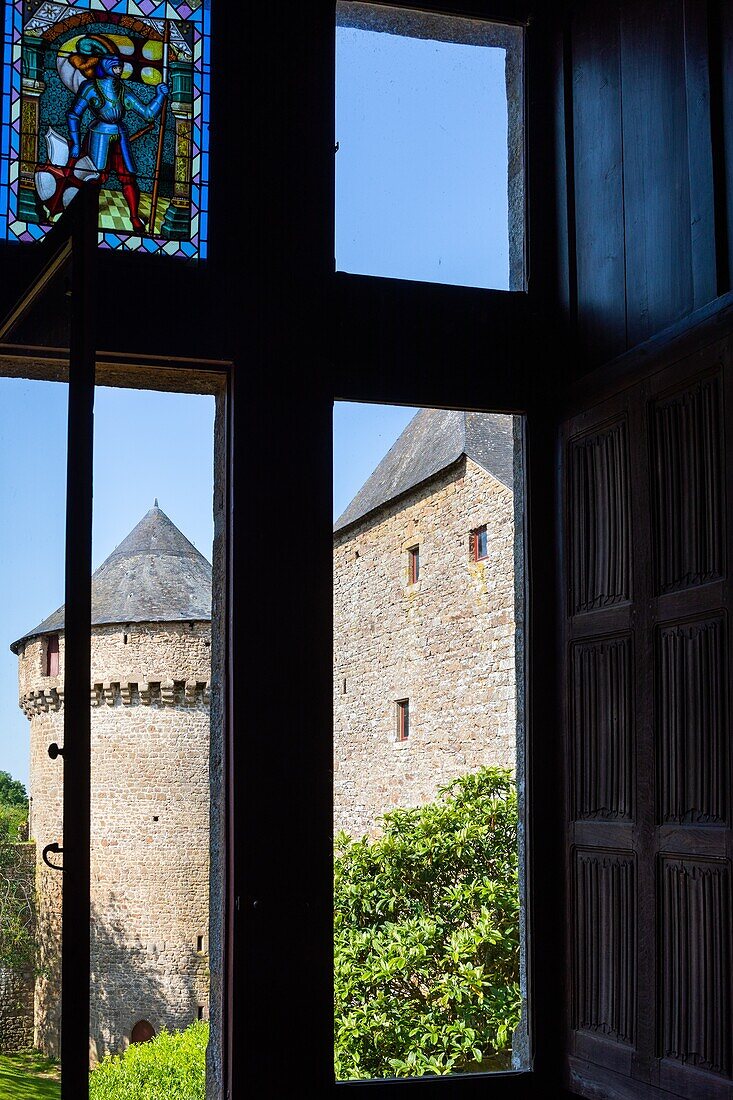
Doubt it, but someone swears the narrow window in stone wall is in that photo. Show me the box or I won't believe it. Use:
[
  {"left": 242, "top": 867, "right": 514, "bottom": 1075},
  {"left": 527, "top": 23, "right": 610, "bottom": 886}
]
[
  {"left": 45, "top": 635, "right": 59, "bottom": 677},
  {"left": 470, "top": 525, "right": 489, "bottom": 561},
  {"left": 408, "top": 545, "right": 420, "bottom": 584},
  {"left": 396, "top": 699, "right": 410, "bottom": 742}
]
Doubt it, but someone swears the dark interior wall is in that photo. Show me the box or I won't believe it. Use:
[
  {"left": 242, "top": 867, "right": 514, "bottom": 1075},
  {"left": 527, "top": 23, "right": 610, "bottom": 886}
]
[{"left": 560, "top": 0, "right": 733, "bottom": 370}]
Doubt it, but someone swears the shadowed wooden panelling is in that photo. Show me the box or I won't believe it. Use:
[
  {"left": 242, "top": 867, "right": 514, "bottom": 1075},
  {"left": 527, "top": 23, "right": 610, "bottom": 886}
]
[
  {"left": 573, "top": 636, "right": 633, "bottom": 819},
  {"left": 574, "top": 850, "right": 636, "bottom": 1043},
  {"left": 660, "top": 858, "right": 731, "bottom": 1075},
  {"left": 566, "top": 0, "right": 729, "bottom": 367},
  {"left": 621, "top": 1, "right": 692, "bottom": 346},
  {"left": 719, "top": 0, "right": 733, "bottom": 292},
  {"left": 657, "top": 618, "right": 726, "bottom": 824},
  {"left": 571, "top": 0, "right": 627, "bottom": 362},
  {"left": 651, "top": 377, "right": 724, "bottom": 593},
  {"left": 569, "top": 420, "right": 630, "bottom": 614}
]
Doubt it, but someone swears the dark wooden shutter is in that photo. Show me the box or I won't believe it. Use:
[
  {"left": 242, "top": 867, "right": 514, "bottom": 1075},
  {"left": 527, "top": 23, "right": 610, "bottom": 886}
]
[{"left": 562, "top": 337, "right": 732, "bottom": 1099}]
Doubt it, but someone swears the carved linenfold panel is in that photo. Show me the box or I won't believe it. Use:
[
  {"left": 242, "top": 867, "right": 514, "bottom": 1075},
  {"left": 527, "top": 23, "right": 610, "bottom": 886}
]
[
  {"left": 661, "top": 859, "right": 731, "bottom": 1076},
  {"left": 569, "top": 422, "right": 631, "bottom": 614},
  {"left": 652, "top": 377, "right": 723, "bottom": 593},
  {"left": 658, "top": 618, "right": 726, "bottom": 824},
  {"left": 573, "top": 637, "right": 632, "bottom": 820},
  {"left": 574, "top": 851, "right": 635, "bottom": 1043}
]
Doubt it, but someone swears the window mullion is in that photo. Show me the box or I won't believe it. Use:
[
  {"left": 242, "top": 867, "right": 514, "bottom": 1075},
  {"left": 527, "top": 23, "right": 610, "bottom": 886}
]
[{"left": 60, "top": 186, "right": 98, "bottom": 1100}]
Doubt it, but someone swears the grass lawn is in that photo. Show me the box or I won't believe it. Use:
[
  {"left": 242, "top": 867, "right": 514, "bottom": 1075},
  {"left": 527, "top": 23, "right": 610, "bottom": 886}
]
[{"left": 0, "top": 1051, "right": 60, "bottom": 1100}]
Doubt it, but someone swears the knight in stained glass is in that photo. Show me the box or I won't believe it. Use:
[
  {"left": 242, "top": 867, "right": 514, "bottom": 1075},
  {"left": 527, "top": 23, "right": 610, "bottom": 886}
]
[
  {"left": 64, "top": 38, "right": 169, "bottom": 233},
  {"left": 1, "top": 0, "right": 210, "bottom": 259}
]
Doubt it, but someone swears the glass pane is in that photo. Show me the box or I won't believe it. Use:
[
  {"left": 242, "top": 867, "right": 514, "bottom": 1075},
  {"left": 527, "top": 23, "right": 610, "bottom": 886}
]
[
  {"left": 0, "top": 1, "right": 210, "bottom": 259},
  {"left": 0, "top": 375, "right": 67, "bottom": 1092},
  {"left": 336, "top": 3, "right": 524, "bottom": 289},
  {"left": 88, "top": 386, "right": 216, "bottom": 1087},
  {"left": 333, "top": 402, "right": 527, "bottom": 1080}
]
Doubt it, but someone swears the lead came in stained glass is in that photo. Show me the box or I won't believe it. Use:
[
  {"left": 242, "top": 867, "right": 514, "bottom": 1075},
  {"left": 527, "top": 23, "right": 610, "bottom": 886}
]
[{"left": 0, "top": 0, "right": 210, "bottom": 258}]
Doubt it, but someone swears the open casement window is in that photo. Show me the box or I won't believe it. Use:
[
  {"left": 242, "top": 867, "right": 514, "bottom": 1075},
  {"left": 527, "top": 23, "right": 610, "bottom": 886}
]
[{"left": 0, "top": 188, "right": 231, "bottom": 1100}]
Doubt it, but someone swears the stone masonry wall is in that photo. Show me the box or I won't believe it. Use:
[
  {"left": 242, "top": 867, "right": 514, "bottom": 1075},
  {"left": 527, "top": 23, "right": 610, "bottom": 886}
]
[
  {"left": 19, "top": 621, "right": 210, "bottom": 1062},
  {"left": 333, "top": 457, "right": 516, "bottom": 837},
  {"left": 0, "top": 843, "right": 35, "bottom": 1053}
]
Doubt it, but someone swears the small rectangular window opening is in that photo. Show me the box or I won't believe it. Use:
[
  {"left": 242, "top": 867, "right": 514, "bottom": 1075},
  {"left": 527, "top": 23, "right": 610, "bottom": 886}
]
[
  {"left": 396, "top": 699, "right": 409, "bottom": 742},
  {"left": 46, "top": 634, "right": 59, "bottom": 677},
  {"left": 197, "top": 1006, "right": 204, "bottom": 1021},
  {"left": 408, "top": 544, "right": 420, "bottom": 584},
  {"left": 471, "top": 524, "right": 489, "bottom": 561},
  {"left": 196, "top": 935, "right": 204, "bottom": 953}
]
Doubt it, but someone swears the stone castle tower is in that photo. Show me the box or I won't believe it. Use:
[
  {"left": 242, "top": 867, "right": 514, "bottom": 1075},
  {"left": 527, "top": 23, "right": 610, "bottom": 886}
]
[
  {"left": 333, "top": 409, "right": 518, "bottom": 838},
  {"left": 12, "top": 504, "right": 212, "bottom": 1061}
]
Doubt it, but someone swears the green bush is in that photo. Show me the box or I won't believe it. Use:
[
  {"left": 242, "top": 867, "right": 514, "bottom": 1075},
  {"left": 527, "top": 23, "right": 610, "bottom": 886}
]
[
  {"left": 89, "top": 1022, "right": 208, "bottom": 1100},
  {"left": 334, "top": 767, "right": 521, "bottom": 1079},
  {"left": 0, "top": 771, "right": 28, "bottom": 842}
]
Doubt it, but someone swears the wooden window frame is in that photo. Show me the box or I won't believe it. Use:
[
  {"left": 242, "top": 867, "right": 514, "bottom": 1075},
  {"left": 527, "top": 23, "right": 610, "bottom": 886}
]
[
  {"left": 395, "top": 698, "right": 410, "bottom": 742},
  {"left": 471, "top": 525, "right": 489, "bottom": 562},
  {"left": 0, "top": 189, "right": 233, "bottom": 1100},
  {"left": 45, "top": 634, "right": 60, "bottom": 677},
  {"left": 0, "top": 2, "right": 566, "bottom": 1096},
  {"left": 408, "top": 544, "right": 420, "bottom": 584}
]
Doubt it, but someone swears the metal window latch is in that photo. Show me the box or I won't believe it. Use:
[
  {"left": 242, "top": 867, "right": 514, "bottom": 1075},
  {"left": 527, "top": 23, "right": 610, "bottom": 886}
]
[
  {"left": 48, "top": 743, "right": 64, "bottom": 760},
  {"left": 42, "top": 843, "right": 64, "bottom": 871}
]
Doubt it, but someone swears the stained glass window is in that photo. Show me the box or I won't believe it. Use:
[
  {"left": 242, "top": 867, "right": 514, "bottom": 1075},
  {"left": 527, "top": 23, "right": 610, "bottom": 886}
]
[{"left": 1, "top": 0, "right": 210, "bottom": 259}]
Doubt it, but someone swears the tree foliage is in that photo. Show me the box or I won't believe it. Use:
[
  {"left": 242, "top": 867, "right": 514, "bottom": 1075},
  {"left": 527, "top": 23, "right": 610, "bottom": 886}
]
[
  {"left": 0, "top": 839, "right": 34, "bottom": 974},
  {"left": 0, "top": 771, "right": 28, "bottom": 842},
  {"left": 0, "top": 771, "right": 28, "bottom": 810},
  {"left": 0, "top": 771, "right": 34, "bottom": 976},
  {"left": 89, "top": 1022, "right": 208, "bottom": 1100},
  {"left": 334, "top": 767, "right": 521, "bottom": 1080}
]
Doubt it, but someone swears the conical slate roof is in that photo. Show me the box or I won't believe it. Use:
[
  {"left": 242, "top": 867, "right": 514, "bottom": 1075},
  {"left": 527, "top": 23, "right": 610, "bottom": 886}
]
[
  {"left": 11, "top": 505, "right": 212, "bottom": 652},
  {"left": 334, "top": 409, "right": 514, "bottom": 533}
]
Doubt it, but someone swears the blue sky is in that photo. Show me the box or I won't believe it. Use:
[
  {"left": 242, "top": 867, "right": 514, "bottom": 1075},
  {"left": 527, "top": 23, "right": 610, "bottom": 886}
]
[
  {"left": 0, "top": 27, "right": 509, "bottom": 788},
  {"left": 336, "top": 27, "right": 508, "bottom": 288},
  {"left": 0, "top": 387, "right": 413, "bottom": 788},
  {"left": 333, "top": 402, "right": 417, "bottom": 521},
  {"left": 0, "top": 381, "right": 215, "bottom": 787}
]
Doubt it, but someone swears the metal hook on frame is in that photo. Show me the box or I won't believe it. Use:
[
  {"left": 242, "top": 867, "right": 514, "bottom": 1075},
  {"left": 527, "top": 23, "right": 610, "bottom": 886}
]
[{"left": 42, "top": 843, "right": 64, "bottom": 872}]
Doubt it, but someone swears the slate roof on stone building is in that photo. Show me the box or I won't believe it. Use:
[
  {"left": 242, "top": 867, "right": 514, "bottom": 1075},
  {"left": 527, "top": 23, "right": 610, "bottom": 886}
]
[
  {"left": 11, "top": 505, "right": 212, "bottom": 652},
  {"left": 334, "top": 408, "right": 514, "bottom": 533}
]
